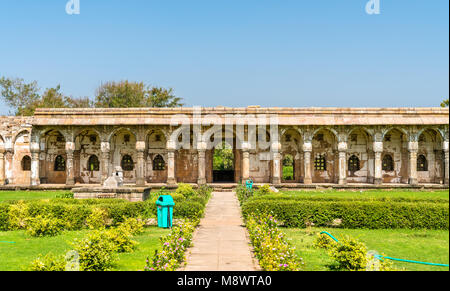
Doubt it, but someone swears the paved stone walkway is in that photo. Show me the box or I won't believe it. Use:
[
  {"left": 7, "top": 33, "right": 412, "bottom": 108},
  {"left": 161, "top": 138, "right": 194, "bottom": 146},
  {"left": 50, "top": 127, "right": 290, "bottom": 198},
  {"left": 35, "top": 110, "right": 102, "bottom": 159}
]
[{"left": 183, "top": 191, "right": 258, "bottom": 271}]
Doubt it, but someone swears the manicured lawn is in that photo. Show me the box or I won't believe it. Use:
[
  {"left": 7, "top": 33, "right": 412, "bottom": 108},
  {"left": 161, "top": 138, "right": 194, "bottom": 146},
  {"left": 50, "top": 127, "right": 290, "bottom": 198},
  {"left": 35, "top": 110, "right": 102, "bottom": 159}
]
[
  {"left": 0, "top": 191, "right": 72, "bottom": 202},
  {"left": 279, "top": 190, "right": 449, "bottom": 200},
  {"left": 283, "top": 227, "right": 449, "bottom": 271},
  {"left": 0, "top": 227, "right": 170, "bottom": 271}
]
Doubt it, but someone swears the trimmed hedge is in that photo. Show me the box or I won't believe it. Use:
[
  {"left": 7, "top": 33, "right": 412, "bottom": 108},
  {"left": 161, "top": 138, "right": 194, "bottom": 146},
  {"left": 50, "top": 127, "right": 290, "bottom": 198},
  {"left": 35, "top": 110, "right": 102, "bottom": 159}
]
[
  {"left": 0, "top": 198, "right": 206, "bottom": 231},
  {"left": 241, "top": 199, "right": 449, "bottom": 230},
  {"left": 249, "top": 194, "right": 449, "bottom": 204}
]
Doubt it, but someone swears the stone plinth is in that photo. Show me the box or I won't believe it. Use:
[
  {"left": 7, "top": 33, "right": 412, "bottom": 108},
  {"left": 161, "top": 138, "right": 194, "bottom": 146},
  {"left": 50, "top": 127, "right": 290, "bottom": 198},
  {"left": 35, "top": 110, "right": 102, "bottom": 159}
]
[{"left": 73, "top": 187, "right": 151, "bottom": 202}]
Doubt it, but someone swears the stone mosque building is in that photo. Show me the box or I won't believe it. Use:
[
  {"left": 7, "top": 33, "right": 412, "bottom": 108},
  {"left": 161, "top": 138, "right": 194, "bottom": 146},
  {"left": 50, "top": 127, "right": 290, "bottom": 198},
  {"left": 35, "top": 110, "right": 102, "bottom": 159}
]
[{"left": 0, "top": 107, "right": 449, "bottom": 188}]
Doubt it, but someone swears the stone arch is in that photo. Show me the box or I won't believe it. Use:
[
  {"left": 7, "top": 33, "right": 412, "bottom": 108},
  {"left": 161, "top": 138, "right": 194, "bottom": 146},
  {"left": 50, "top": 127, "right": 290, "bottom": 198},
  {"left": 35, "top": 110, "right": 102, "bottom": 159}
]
[
  {"left": 311, "top": 128, "right": 338, "bottom": 183},
  {"left": 40, "top": 129, "right": 67, "bottom": 184},
  {"left": 280, "top": 128, "right": 302, "bottom": 183},
  {"left": 381, "top": 128, "right": 407, "bottom": 183},
  {"left": 346, "top": 127, "right": 373, "bottom": 183},
  {"left": 146, "top": 129, "right": 168, "bottom": 183},
  {"left": 11, "top": 130, "right": 31, "bottom": 184},
  {"left": 74, "top": 129, "right": 102, "bottom": 184},
  {"left": 109, "top": 128, "right": 137, "bottom": 184},
  {"left": 417, "top": 128, "right": 444, "bottom": 183}
]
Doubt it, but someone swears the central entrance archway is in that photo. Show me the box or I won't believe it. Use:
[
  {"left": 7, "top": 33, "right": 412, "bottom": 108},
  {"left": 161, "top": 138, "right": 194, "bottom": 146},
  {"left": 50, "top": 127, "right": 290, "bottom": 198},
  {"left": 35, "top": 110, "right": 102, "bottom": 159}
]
[{"left": 212, "top": 141, "right": 235, "bottom": 182}]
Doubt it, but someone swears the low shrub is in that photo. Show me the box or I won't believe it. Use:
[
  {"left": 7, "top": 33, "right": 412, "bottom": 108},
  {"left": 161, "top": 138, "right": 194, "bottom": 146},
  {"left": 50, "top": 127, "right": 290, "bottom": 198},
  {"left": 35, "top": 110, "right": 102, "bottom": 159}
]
[
  {"left": 117, "top": 217, "right": 145, "bottom": 236},
  {"left": 26, "top": 215, "right": 64, "bottom": 237},
  {"left": 254, "top": 184, "right": 272, "bottom": 196},
  {"left": 145, "top": 219, "right": 197, "bottom": 271},
  {"left": 8, "top": 201, "right": 29, "bottom": 230},
  {"left": 0, "top": 204, "right": 9, "bottom": 231},
  {"left": 28, "top": 253, "right": 66, "bottom": 271},
  {"left": 328, "top": 236, "right": 368, "bottom": 271},
  {"left": 313, "top": 233, "right": 337, "bottom": 249},
  {"left": 104, "top": 228, "right": 138, "bottom": 253},
  {"left": 196, "top": 184, "right": 213, "bottom": 200},
  {"left": 242, "top": 199, "right": 449, "bottom": 230},
  {"left": 176, "top": 183, "right": 196, "bottom": 199},
  {"left": 72, "top": 230, "right": 117, "bottom": 271},
  {"left": 85, "top": 207, "right": 109, "bottom": 229},
  {"left": 246, "top": 212, "right": 303, "bottom": 271}
]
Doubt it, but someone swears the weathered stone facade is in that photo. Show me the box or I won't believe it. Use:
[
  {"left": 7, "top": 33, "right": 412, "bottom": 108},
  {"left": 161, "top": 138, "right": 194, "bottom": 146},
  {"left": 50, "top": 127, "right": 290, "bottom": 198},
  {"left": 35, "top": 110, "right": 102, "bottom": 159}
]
[{"left": 1, "top": 107, "right": 449, "bottom": 187}]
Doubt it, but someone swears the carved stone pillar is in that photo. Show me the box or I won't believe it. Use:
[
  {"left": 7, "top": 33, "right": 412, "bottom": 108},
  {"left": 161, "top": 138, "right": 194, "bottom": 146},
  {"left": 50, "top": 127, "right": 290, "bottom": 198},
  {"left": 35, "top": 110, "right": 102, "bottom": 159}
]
[
  {"left": 408, "top": 141, "right": 418, "bottom": 185},
  {"left": 303, "top": 141, "right": 312, "bottom": 184},
  {"left": 167, "top": 150, "right": 176, "bottom": 185},
  {"left": 241, "top": 142, "right": 250, "bottom": 182},
  {"left": 100, "top": 141, "right": 110, "bottom": 184},
  {"left": 197, "top": 141, "right": 207, "bottom": 185},
  {"left": 0, "top": 147, "right": 5, "bottom": 185},
  {"left": 136, "top": 141, "right": 146, "bottom": 186},
  {"left": 443, "top": 141, "right": 449, "bottom": 185},
  {"left": 271, "top": 142, "right": 281, "bottom": 184},
  {"left": 338, "top": 141, "right": 348, "bottom": 185},
  {"left": 4, "top": 149, "right": 13, "bottom": 184},
  {"left": 30, "top": 141, "right": 40, "bottom": 186},
  {"left": 373, "top": 141, "right": 383, "bottom": 185},
  {"left": 65, "top": 141, "right": 75, "bottom": 186}
]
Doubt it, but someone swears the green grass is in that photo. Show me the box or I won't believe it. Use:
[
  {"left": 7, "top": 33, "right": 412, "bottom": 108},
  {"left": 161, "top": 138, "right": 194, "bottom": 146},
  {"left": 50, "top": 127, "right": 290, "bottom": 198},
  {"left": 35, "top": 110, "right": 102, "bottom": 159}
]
[
  {"left": 0, "top": 191, "right": 72, "bottom": 202},
  {"left": 0, "top": 227, "right": 170, "bottom": 271},
  {"left": 279, "top": 190, "right": 449, "bottom": 201},
  {"left": 283, "top": 227, "right": 449, "bottom": 271}
]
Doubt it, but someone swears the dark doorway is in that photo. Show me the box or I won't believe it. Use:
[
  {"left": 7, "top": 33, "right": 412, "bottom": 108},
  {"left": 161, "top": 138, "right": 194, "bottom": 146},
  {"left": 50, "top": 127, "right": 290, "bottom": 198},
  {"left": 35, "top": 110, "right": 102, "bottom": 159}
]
[{"left": 212, "top": 142, "right": 235, "bottom": 182}]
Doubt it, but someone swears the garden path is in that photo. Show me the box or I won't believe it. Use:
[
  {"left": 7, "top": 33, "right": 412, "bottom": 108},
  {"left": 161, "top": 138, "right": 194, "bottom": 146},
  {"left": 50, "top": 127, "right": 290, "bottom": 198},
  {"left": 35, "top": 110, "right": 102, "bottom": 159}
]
[{"left": 182, "top": 191, "right": 258, "bottom": 271}]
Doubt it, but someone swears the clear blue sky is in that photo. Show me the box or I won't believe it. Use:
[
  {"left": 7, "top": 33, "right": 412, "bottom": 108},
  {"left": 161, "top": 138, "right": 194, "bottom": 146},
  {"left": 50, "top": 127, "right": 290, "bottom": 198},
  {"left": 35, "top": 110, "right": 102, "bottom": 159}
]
[{"left": 0, "top": 0, "right": 448, "bottom": 115}]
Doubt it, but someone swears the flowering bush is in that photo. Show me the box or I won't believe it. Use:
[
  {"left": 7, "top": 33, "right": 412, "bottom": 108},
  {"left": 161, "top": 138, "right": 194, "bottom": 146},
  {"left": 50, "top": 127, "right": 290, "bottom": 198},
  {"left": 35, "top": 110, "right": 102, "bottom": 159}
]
[
  {"left": 176, "top": 183, "right": 196, "bottom": 199},
  {"left": 246, "top": 212, "right": 303, "bottom": 271},
  {"left": 236, "top": 183, "right": 253, "bottom": 205},
  {"left": 8, "top": 201, "right": 29, "bottom": 230},
  {"left": 144, "top": 219, "right": 197, "bottom": 271}
]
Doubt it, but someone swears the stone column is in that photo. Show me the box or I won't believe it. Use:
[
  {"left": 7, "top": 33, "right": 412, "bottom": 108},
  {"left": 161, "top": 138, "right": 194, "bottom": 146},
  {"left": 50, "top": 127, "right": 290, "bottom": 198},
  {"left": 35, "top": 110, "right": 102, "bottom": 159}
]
[
  {"left": 30, "top": 141, "right": 40, "bottom": 186},
  {"left": 303, "top": 141, "right": 312, "bottom": 184},
  {"left": 4, "top": 149, "right": 13, "bottom": 184},
  {"left": 408, "top": 141, "right": 418, "bottom": 185},
  {"left": 100, "top": 141, "right": 110, "bottom": 184},
  {"left": 338, "top": 141, "right": 348, "bottom": 185},
  {"left": 0, "top": 147, "right": 5, "bottom": 185},
  {"left": 241, "top": 142, "right": 250, "bottom": 182},
  {"left": 136, "top": 141, "right": 146, "bottom": 186},
  {"left": 65, "top": 141, "right": 75, "bottom": 186},
  {"left": 373, "top": 141, "right": 383, "bottom": 185},
  {"left": 197, "top": 141, "right": 207, "bottom": 185},
  {"left": 271, "top": 142, "right": 281, "bottom": 184},
  {"left": 166, "top": 137, "right": 177, "bottom": 185},
  {"left": 443, "top": 140, "right": 449, "bottom": 185}
]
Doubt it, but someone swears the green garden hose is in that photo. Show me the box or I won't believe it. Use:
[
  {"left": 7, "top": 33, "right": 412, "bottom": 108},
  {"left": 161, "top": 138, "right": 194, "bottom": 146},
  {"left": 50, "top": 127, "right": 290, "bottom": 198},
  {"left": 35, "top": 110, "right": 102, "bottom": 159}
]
[{"left": 319, "top": 231, "right": 449, "bottom": 268}]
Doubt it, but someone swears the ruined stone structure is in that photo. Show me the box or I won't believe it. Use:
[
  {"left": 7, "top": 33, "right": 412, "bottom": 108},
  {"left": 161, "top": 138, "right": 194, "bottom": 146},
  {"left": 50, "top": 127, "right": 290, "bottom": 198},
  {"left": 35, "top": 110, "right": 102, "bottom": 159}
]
[{"left": 0, "top": 107, "right": 449, "bottom": 187}]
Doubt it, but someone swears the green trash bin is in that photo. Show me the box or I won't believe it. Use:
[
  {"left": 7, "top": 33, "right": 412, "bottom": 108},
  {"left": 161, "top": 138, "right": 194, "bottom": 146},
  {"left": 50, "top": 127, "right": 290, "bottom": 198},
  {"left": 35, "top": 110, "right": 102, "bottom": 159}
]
[{"left": 156, "top": 195, "right": 175, "bottom": 228}]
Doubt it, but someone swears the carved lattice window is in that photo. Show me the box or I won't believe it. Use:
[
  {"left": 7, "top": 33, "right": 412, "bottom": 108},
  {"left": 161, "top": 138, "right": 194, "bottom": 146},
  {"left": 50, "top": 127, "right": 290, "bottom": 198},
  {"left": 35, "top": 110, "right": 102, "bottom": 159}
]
[
  {"left": 54, "top": 155, "right": 66, "bottom": 171},
  {"left": 22, "top": 156, "right": 31, "bottom": 171},
  {"left": 153, "top": 155, "right": 166, "bottom": 171},
  {"left": 348, "top": 155, "right": 360, "bottom": 172},
  {"left": 121, "top": 155, "right": 134, "bottom": 171},
  {"left": 88, "top": 155, "right": 100, "bottom": 171},
  {"left": 417, "top": 155, "right": 428, "bottom": 172},
  {"left": 382, "top": 155, "right": 394, "bottom": 171},
  {"left": 314, "top": 155, "right": 326, "bottom": 171},
  {"left": 124, "top": 134, "right": 130, "bottom": 143}
]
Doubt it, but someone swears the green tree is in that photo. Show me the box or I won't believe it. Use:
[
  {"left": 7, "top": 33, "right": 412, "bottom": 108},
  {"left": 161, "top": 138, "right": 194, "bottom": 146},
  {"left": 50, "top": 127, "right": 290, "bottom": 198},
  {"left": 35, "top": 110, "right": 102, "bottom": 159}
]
[
  {"left": 0, "top": 77, "right": 40, "bottom": 116},
  {"left": 94, "top": 80, "right": 183, "bottom": 108},
  {"left": 441, "top": 99, "right": 449, "bottom": 107}
]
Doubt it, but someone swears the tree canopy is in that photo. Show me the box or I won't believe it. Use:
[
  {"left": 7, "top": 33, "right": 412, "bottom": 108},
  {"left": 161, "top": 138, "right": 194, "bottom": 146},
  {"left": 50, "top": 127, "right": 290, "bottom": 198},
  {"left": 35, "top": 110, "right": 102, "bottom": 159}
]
[
  {"left": 441, "top": 99, "right": 449, "bottom": 107},
  {"left": 0, "top": 77, "right": 183, "bottom": 116}
]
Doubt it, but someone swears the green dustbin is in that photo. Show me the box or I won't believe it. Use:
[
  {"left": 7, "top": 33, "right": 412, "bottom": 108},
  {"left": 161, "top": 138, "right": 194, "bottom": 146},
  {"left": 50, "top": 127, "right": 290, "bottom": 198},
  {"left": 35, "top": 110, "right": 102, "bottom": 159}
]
[{"left": 156, "top": 195, "right": 175, "bottom": 228}]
